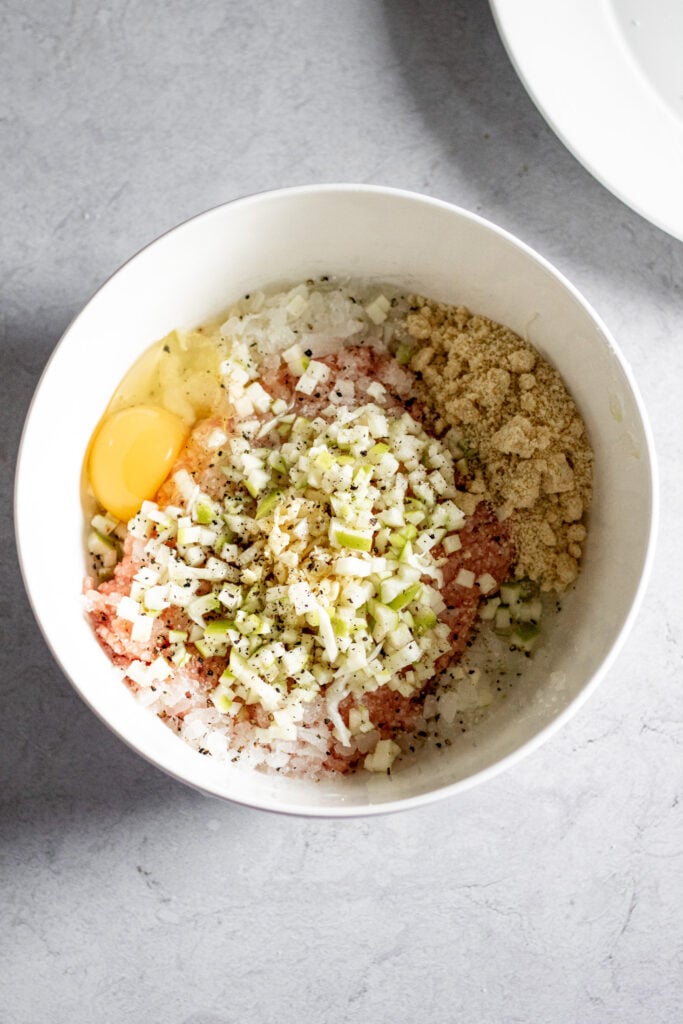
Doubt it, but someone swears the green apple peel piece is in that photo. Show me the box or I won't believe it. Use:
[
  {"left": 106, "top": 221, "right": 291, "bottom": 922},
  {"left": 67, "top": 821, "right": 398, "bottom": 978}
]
[{"left": 329, "top": 519, "right": 373, "bottom": 552}]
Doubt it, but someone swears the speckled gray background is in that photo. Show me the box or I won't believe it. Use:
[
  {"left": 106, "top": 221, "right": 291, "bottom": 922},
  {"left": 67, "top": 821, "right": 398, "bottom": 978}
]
[{"left": 2, "top": 2, "right": 682, "bottom": 1022}]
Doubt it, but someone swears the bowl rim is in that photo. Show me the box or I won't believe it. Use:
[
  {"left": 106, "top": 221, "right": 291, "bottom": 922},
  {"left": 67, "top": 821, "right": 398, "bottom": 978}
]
[{"left": 14, "top": 182, "right": 659, "bottom": 817}]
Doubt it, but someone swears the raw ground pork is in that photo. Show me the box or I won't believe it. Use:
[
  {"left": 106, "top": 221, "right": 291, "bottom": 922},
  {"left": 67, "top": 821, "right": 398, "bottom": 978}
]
[{"left": 85, "top": 342, "right": 514, "bottom": 776}]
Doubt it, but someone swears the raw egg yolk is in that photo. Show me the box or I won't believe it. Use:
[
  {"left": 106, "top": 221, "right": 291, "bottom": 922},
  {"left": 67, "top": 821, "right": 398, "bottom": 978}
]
[{"left": 88, "top": 405, "right": 187, "bottom": 521}]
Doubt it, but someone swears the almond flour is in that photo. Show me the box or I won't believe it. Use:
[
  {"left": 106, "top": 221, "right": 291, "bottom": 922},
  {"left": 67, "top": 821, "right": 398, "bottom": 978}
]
[{"left": 403, "top": 298, "right": 593, "bottom": 591}]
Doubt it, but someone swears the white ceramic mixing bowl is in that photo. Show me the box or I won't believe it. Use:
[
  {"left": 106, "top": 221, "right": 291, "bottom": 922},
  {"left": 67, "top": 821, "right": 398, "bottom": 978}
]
[{"left": 15, "top": 185, "right": 657, "bottom": 816}]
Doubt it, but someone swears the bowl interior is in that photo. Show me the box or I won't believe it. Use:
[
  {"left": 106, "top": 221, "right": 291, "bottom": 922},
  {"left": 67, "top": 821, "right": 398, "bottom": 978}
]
[{"left": 15, "top": 186, "right": 656, "bottom": 815}]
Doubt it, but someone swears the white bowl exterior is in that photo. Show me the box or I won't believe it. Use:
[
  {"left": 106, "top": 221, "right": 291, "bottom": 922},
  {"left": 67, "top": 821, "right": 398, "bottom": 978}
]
[
  {"left": 489, "top": 0, "right": 683, "bottom": 242},
  {"left": 15, "top": 186, "right": 657, "bottom": 815}
]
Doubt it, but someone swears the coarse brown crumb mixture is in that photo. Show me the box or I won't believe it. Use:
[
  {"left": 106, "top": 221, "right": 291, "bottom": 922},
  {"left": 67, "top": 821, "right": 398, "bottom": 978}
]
[{"left": 402, "top": 297, "right": 593, "bottom": 591}]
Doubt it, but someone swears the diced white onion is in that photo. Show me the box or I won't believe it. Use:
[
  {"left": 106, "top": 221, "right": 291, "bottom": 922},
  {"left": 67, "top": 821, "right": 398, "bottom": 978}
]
[
  {"left": 477, "top": 573, "right": 497, "bottom": 595},
  {"left": 334, "top": 557, "right": 373, "bottom": 577},
  {"left": 455, "top": 568, "right": 475, "bottom": 588},
  {"left": 117, "top": 596, "right": 141, "bottom": 622},
  {"left": 364, "top": 738, "right": 400, "bottom": 772},
  {"left": 131, "top": 616, "right": 154, "bottom": 643},
  {"left": 443, "top": 534, "right": 462, "bottom": 554},
  {"left": 295, "top": 360, "right": 330, "bottom": 395}
]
